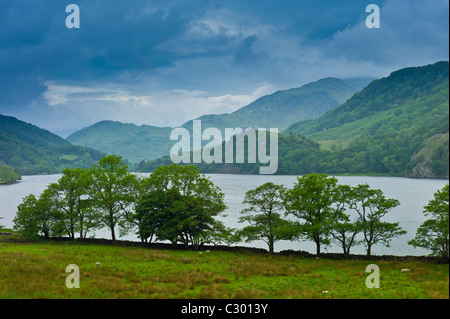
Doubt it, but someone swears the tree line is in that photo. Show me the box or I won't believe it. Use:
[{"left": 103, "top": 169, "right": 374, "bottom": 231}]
[
  {"left": 13, "top": 155, "right": 449, "bottom": 260},
  {"left": 13, "top": 155, "right": 230, "bottom": 250}
]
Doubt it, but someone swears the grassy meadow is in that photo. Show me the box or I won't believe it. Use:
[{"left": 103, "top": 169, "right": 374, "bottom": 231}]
[{"left": 0, "top": 236, "right": 448, "bottom": 299}]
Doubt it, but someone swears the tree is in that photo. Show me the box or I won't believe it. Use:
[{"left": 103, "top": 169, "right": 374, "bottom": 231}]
[
  {"left": 137, "top": 164, "right": 228, "bottom": 249},
  {"left": 352, "top": 184, "right": 406, "bottom": 258},
  {"left": 49, "top": 168, "right": 100, "bottom": 240},
  {"left": 13, "top": 192, "right": 57, "bottom": 239},
  {"left": 328, "top": 184, "right": 362, "bottom": 256},
  {"left": 134, "top": 188, "right": 182, "bottom": 244},
  {"left": 409, "top": 184, "right": 449, "bottom": 261},
  {"left": 238, "top": 182, "right": 299, "bottom": 254},
  {"left": 283, "top": 173, "right": 339, "bottom": 256},
  {"left": 0, "top": 165, "right": 21, "bottom": 184},
  {"left": 89, "top": 155, "right": 138, "bottom": 242}
]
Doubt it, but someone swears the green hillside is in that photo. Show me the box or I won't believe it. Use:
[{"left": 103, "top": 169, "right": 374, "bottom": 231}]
[
  {"left": 67, "top": 121, "right": 174, "bottom": 163},
  {"left": 137, "top": 132, "right": 322, "bottom": 174},
  {"left": 285, "top": 61, "right": 449, "bottom": 136},
  {"left": 282, "top": 61, "right": 449, "bottom": 178},
  {"left": 182, "top": 77, "right": 357, "bottom": 132},
  {"left": 140, "top": 62, "right": 449, "bottom": 178},
  {"left": 0, "top": 114, "right": 105, "bottom": 175}
]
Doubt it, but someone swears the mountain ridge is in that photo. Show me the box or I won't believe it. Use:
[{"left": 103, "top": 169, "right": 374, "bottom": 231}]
[
  {"left": 182, "top": 77, "right": 357, "bottom": 132},
  {"left": 67, "top": 77, "right": 358, "bottom": 163},
  {"left": 137, "top": 61, "right": 449, "bottom": 178}
]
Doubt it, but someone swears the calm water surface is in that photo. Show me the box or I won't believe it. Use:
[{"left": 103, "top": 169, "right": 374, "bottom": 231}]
[{"left": 0, "top": 174, "right": 448, "bottom": 256}]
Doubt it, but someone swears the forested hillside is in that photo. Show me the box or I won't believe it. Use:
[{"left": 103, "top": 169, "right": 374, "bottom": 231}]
[
  {"left": 0, "top": 114, "right": 105, "bottom": 175},
  {"left": 67, "top": 121, "right": 174, "bottom": 163},
  {"left": 283, "top": 61, "right": 449, "bottom": 178}
]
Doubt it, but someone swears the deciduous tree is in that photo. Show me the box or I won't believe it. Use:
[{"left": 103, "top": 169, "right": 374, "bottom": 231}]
[
  {"left": 352, "top": 184, "right": 406, "bottom": 258},
  {"left": 409, "top": 184, "right": 449, "bottom": 261},
  {"left": 283, "top": 173, "right": 339, "bottom": 256},
  {"left": 238, "top": 182, "right": 299, "bottom": 254},
  {"left": 89, "top": 155, "right": 138, "bottom": 242}
]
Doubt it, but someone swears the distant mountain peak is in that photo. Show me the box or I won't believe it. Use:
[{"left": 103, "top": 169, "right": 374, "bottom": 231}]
[{"left": 67, "top": 77, "right": 358, "bottom": 163}]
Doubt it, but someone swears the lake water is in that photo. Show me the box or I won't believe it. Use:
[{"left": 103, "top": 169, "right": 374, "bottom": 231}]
[{"left": 0, "top": 174, "right": 448, "bottom": 256}]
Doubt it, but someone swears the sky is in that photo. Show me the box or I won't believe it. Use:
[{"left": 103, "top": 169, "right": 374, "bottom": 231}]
[{"left": 0, "top": 0, "right": 448, "bottom": 138}]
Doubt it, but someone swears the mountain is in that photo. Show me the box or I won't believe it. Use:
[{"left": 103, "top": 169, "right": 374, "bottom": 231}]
[
  {"left": 283, "top": 61, "right": 449, "bottom": 178},
  {"left": 139, "top": 61, "right": 449, "bottom": 178},
  {"left": 285, "top": 61, "right": 449, "bottom": 136},
  {"left": 136, "top": 131, "right": 323, "bottom": 175},
  {"left": 66, "top": 77, "right": 357, "bottom": 163},
  {"left": 67, "top": 121, "right": 174, "bottom": 163},
  {"left": 182, "top": 77, "right": 357, "bottom": 132},
  {"left": 0, "top": 114, "right": 105, "bottom": 175}
]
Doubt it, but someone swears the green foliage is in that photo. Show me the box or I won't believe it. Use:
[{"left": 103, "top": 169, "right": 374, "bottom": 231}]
[
  {"left": 351, "top": 184, "right": 406, "bottom": 258},
  {"left": 47, "top": 168, "right": 101, "bottom": 239},
  {"left": 13, "top": 194, "right": 56, "bottom": 239},
  {"left": 238, "top": 182, "right": 299, "bottom": 254},
  {"left": 12, "top": 155, "right": 139, "bottom": 242},
  {"left": 89, "top": 155, "right": 139, "bottom": 241},
  {"left": 135, "top": 164, "right": 229, "bottom": 249},
  {"left": 0, "top": 164, "right": 21, "bottom": 184},
  {"left": 0, "top": 114, "right": 106, "bottom": 175},
  {"left": 283, "top": 174, "right": 340, "bottom": 256},
  {"left": 134, "top": 188, "right": 183, "bottom": 244},
  {"left": 328, "top": 184, "right": 362, "bottom": 255},
  {"left": 6, "top": 159, "right": 429, "bottom": 260},
  {"left": 282, "top": 174, "right": 406, "bottom": 257},
  {"left": 409, "top": 185, "right": 449, "bottom": 260},
  {"left": 282, "top": 61, "right": 449, "bottom": 178}
]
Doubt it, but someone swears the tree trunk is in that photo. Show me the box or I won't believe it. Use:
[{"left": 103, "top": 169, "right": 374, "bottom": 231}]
[
  {"left": 109, "top": 208, "right": 116, "bottom": 244},
  {"left": 268, "top": 238, "right": 274, "bottom": 255},
  {"left": 111, "top": 226, "right": 116, "bottom": 244},
  {"left": 366, "top": 244, "right": 372, "bottom": 259}
]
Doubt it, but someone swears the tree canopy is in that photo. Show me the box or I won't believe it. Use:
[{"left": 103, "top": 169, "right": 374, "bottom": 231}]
[{"left": 409, "top": 184, "right": 449, "bottom": 261}]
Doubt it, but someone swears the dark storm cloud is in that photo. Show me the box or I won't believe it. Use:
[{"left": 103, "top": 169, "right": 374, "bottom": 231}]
[{"left": 0, "top": 0, "right": 448, "bottom": 136}]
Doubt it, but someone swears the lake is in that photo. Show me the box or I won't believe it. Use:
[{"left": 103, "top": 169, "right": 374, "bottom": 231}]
[{"left": 0, "top": 174, "right": 448, "bottom": 256}]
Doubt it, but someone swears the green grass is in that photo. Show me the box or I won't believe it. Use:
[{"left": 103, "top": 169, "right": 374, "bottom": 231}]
[
  {"left": 0, "top": 239, "right": 448, "bottom": 299},
  {"left": 305, "top": 107, "right": 392, "bottom": 151}
]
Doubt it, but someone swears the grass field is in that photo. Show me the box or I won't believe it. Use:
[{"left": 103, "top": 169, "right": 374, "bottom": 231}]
[{"left": 0, "top": 237, "right": 448, "bottom": 299}]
